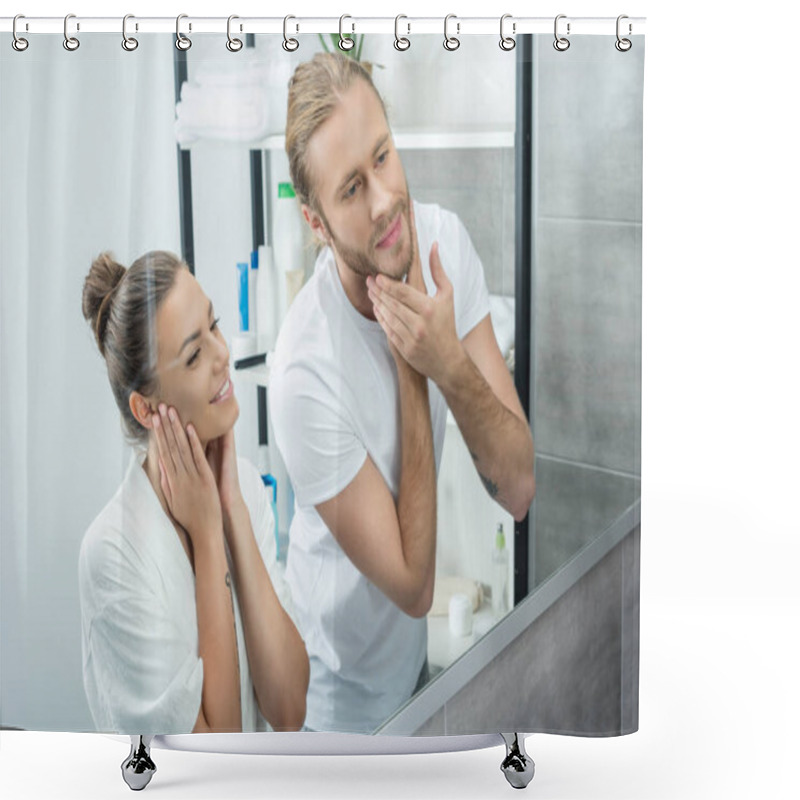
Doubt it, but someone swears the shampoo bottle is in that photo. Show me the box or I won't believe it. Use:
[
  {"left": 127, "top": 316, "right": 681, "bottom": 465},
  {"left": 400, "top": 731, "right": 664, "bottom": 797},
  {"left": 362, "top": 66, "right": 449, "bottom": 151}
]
[
  {"left": 232, "top": 261, "right": 256, "bottom": 361},
  {"left": 273, "top": 181, "right": 305, "bottom": 324},
  {"left": 255, "top": 244, "right": 278, "bottom": 352},
  {"left": 491, "top": 523, "right": 509, "bottom": 619},
  {"left": 248, "top": 249, "right": 259, "bottom": 342}
]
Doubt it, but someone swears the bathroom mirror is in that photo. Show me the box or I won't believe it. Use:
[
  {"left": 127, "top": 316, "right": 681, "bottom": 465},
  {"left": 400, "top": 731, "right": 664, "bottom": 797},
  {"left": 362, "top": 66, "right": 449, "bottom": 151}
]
[{"left": 180, "top": 32, "right": 642, "bottom": 734}]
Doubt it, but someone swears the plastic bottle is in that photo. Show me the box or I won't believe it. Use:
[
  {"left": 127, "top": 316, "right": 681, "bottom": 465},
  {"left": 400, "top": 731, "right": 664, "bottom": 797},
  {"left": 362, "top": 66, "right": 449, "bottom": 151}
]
[
  {"left": 232, "top": 260, "right": 256, "bottom": 360},
  {"left": 236, "top": 261, "right": 250, "bottom": 333},
  {"left": 272, "top": 181, "right": 305, "bottom": 325},
  {"left": 255, "top": 244, "right": 278, "bottom": 352},
  {"left": 491, "top": 523, "right": 509, "bottom": 619},
  {"left": 248, "top": 249, "right": 259, "bottom": 342}
]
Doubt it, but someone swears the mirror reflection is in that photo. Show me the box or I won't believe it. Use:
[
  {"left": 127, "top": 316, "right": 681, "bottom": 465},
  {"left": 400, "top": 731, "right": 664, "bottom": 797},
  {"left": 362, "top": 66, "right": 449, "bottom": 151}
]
[{"left": 182, "top": 36, "right": 531, "bottom": 735}]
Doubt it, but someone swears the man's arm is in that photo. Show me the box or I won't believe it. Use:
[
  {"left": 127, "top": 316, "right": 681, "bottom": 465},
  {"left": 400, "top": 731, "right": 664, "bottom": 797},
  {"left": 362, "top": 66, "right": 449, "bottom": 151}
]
[
  {"left": 370, "top": 248, "right": 535, "bottom": 521},
  {"left": 314, "top": 357, "right": 437, "bottom": 618},
  {"left": 439, "top": 314, "right": 535, "bottom": 521}
]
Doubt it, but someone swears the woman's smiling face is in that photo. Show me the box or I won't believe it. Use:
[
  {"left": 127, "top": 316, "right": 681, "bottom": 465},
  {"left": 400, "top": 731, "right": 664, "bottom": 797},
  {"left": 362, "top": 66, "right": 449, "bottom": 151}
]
[{"left": 147, "top": 268, "right": 238, "bottom": 445}]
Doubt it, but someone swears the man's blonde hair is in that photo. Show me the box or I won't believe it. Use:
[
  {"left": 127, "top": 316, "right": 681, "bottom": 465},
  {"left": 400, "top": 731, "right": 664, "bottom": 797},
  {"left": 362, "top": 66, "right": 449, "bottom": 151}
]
[{"left": 285, "top": 52, "right": 387, "bottom": 212}]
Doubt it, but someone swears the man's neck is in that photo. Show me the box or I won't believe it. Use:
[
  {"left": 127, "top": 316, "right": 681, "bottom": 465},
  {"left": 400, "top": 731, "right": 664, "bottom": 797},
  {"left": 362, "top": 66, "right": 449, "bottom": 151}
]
[{"left": 333, "top": 251, "right": 377, "bottom": 321}]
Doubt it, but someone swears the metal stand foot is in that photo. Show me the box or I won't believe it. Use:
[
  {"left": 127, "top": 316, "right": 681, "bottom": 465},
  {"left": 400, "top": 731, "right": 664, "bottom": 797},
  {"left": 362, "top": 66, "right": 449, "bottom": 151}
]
[
  {"left": 121, "top": 735, "right": 156, "bottom": 791},
  {"left": 500, "top": 733, "right": 535, "bottom": 789}
]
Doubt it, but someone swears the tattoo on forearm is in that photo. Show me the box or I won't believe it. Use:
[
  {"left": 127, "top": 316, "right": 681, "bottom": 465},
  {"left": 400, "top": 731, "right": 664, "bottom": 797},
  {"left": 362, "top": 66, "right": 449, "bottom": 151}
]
[
  {"left": 469, "top": 449, "right": 479, "bottom": 463},
  {"left": 479, "top": 473, "right": 499, "bottom": 499},
  {"left": 225, "top": 572, "right": 241, "bottom": 678}
]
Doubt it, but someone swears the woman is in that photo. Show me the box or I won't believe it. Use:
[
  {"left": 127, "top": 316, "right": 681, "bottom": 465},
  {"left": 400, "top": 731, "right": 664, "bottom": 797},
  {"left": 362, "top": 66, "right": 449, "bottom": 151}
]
[{"left": 79, "top": 250, "right": 308, "bottom": 734}]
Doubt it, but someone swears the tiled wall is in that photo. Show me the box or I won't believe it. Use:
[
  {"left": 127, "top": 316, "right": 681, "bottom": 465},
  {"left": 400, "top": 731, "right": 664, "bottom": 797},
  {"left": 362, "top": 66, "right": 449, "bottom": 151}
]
[
  {"left": 533, "top": 35, "right": 644, "bottom": 478},
  {"left": 533, "top": 457, "right": 639, "bottom": 585},
  {"left": 412, "top": 527, "right": 640, "bottom": 736},
  {"left": 402, "top": 34, "right": 644, "bottom": 477},
  {"left": 402, "top": 37, "right": 644, "bottom": 596},
  {"left": 402, "top": 147, "right": 516, "bottom": 296}
]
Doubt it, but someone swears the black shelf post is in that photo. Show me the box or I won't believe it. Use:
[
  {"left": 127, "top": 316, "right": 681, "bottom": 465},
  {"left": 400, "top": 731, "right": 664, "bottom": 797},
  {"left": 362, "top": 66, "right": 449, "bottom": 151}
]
[
  {"left": 514, "top": 35, "right": 534, "bottom": 604},
  {"left": 174, "top": 47, "right": 194, "bottom": 273}
]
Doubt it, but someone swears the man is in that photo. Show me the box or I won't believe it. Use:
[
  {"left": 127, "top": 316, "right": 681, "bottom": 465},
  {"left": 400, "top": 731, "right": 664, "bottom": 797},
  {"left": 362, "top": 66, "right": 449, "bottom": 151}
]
[{"left": 269, "top": 52, "right": 535, "bottom": 734}]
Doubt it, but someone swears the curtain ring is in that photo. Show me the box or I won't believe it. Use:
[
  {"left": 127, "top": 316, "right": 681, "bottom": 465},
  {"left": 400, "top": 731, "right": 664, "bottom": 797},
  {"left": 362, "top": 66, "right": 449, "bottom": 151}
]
[
  {"left": 553, "top": 14, "right": 570, "bottom": 51},
  {"left": 176, "top": 14, "right": 192, "bottom": 51},
  {"left": 443, "top": 14, "right": 460, "bottom": 51},
  {"left": 338, "top": 15, "right": 355, "bottom": 51},
  {"left": 12, "top": 15, "right": 29, "bottom": 52},
  {"left": 499, "top": 14, "right": 516, "bottom": 51},
  {"left": 226, "top": 15, "right": 243, "bottom": 52},
  {"left": 63, "top": 13, "right": 80, "bottom": 51},
  {"left": 615, "top": 15, "right": 632, "bottom": 52},
  {"left": 283, "top": 15, "right": 299, "bottom": 52},
  {"left": 122, "top": 14, "right": 139, "bottom": 51},
  {"left": 394, "top": 15, "right": 410, "bottom": 51}
]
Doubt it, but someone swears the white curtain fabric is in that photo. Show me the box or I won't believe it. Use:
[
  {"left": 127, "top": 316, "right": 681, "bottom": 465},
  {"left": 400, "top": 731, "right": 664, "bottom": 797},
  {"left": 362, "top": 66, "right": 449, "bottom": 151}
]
[{"left": 0, "top": 35, "right": 180, "bottom": 730}]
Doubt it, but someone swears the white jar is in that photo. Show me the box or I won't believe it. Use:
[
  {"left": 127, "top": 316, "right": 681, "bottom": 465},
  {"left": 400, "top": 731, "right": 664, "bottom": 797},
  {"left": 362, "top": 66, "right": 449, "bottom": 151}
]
[{"left": 448, "top": 593, "right": 473, "bottom": 638}]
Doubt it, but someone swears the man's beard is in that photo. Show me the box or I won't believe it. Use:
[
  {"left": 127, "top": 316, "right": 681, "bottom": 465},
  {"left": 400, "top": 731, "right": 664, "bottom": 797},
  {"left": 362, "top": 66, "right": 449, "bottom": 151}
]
[{"left": 323, "top": 197, "right": 414, "bottom": 281}]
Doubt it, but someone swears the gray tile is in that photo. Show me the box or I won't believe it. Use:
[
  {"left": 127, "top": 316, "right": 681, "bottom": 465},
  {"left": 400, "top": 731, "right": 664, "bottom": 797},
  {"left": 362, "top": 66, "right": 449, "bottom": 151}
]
[
  {"left": 534, "top": 219, "right": 641, "bottom": 474},
  {"left": 535, "top": 35, "right": 645, "bottom": 222},
  {"left": 632, "top": 224, "right": 642, "bottom": 477},
  {"left": 412, "top": 705, "right": 446, "bottom": 737},
  {"left": 533, "top": 457, "right": 639, "bottom": 587},
  {"left": 500, "top": 149, "right": 517, "bottom": 295},
  {"left": 457, "top": 188, "right": 505, "bottom": 294},
  {"left": 402, "top": 148, "right": 506, "bottom": 193},
  {"left": 405, "top": 151, "right": 512, "bottom": 296},
  {"left": 620, "top": 527, "right": 640, "bottom": 734},
  {"left": 443, "top": 536, "right": 626, "bottom": 735}
]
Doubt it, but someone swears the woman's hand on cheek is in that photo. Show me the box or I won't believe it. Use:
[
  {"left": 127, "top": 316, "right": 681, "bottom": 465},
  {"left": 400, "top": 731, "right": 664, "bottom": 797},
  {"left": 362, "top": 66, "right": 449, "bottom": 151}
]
[
  {"left": 153, "top": 404, "right": 222, "bottom": 547},
  {"left": 206, "top": 427, "right": 242, "bottom": 514}
]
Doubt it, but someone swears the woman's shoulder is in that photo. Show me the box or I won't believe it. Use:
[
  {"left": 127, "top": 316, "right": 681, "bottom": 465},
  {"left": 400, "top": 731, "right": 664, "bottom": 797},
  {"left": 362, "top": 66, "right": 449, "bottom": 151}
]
[
  {"left": 79, "top": 488, "right": 137, "bottom": 613},
  {"left": 80, "top": 484, "right": 127, "bottom": 563},
  {"left": 79, "top": 462, "right": 165, "bottom": 595}
]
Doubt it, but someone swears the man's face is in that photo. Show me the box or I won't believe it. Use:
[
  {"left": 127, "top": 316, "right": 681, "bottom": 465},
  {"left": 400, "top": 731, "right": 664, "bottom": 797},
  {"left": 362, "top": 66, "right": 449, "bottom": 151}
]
[{"left": 303, "top": 79, "right": 413, "bottom": 281}]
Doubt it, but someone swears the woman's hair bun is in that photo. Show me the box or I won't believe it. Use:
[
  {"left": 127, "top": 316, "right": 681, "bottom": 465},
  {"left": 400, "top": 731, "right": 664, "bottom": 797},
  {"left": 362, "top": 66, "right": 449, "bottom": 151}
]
[{"left": 82, "top": 252, "right": 126, "bottom": 356}]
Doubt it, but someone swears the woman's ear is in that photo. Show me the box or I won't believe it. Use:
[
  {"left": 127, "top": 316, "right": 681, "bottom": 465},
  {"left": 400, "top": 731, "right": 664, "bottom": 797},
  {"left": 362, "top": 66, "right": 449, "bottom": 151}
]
[{"left": 129, "top": 391, "right": 156, "bottom": 430}]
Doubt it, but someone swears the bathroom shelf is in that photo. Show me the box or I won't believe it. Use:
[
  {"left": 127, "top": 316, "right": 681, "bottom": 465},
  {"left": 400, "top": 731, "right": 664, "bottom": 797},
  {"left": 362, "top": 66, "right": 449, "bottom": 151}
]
[
  {"left": 180, "top": 127, "right": 515, "bottom": 152},
  {"left": 427, "top": 601, "right": 497, "bottom": 673},
  {"left": 233, "top": 360, "right": 271, "bottom": 388}
]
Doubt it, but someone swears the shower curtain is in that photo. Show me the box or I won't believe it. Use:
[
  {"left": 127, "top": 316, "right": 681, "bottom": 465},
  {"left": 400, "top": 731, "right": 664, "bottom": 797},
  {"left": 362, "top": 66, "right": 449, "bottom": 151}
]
[{"left": 1, "top": 20, "right": 643, "bottom": 743}]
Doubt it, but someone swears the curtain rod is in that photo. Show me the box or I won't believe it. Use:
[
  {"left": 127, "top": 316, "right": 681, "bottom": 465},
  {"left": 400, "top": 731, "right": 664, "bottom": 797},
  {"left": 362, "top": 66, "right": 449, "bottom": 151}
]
[{"left": 1, "top": 16, "right": 646, "bottom": 37}]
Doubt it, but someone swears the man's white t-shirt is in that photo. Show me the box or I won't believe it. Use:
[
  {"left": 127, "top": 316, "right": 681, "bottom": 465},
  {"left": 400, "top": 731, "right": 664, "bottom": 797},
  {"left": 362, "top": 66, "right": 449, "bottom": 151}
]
[
  {"left": 79, "top": 451, "right": 292, "bottom": 734},
  {"left": 269, "top": 201, "right": 490, "bottom": 733}
]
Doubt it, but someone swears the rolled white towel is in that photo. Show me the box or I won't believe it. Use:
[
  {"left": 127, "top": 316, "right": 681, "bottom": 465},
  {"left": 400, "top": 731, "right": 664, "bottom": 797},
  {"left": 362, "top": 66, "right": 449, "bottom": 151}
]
[
  {"left": 175, "top": 59, "right": 294, "bottom": 145},
  {"left": 175, "top": 84, "right": 269, "bottom": 144},
  {"left": 179, "top": 86, "right": 265, "bottom": 130}
]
